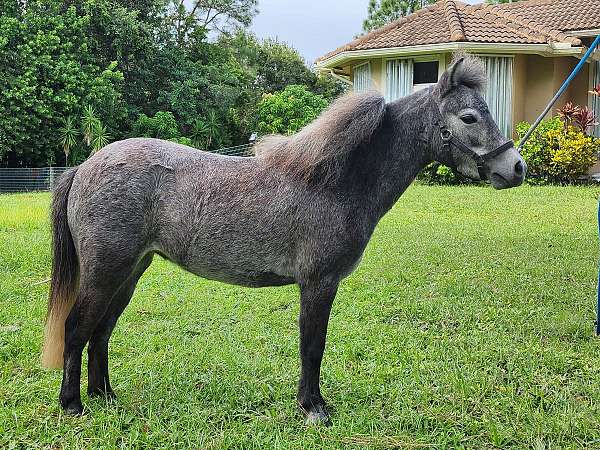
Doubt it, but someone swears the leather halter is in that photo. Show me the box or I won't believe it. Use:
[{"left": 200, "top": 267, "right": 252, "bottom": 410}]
[{"left": 429, "top": 91, "right": 515, "bottom": 181}]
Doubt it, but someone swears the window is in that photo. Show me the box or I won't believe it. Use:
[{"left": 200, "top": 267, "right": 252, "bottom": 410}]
[
  {"left": 590, "top": 59, "right": 600, "bottom": 138},
  {"left": 413, "top": 61, "right": 439, "bottom": 86},
  {"left": 386, "top": 56, "right": 443, "bottom": 102},
  {"left": 482, "top": 56, "right": 514, "bottom": 138},
  {"left": 353, "top": 63, "right": 372, "bottom": 93},
  {"left": 386, "top": 59, "right": 413, "bottom": 102}
]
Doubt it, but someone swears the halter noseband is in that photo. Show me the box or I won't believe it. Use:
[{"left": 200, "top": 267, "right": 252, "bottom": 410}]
[{"left": 429, "top": 91, "right": 515, "bottom": 181}]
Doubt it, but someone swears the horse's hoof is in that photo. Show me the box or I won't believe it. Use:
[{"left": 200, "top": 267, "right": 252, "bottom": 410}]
[
  {"left": 305, "top": 405, "right": 331, "bottom": 426},
  {"left": 63, "top": 402, "right": 84, "bottom": 416}
]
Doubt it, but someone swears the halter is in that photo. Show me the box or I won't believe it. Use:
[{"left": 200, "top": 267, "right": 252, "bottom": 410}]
[{"left": 429, "top": 91, "right": 515, "bottom": 181}]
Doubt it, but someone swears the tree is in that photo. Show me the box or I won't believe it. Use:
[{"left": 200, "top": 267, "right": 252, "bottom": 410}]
[
  {"left": 132, "top": 111, "right": 181, "bottom": 140},
  {"left": 170, "top": 0, "right": 259, "bottom": 44},
  {"left": 190, "top": 119, "right": 210, "bottom": 149},
  {"left": 0, "top": 0, "right": 340, "bottom": 166},
  {"left": 81, "top": 106, "right": 99, "bottom": 147},
  {"left": 58, "top": 117, "right": 79, "bottom": 166},
  {"left": 363, "top": 0, "right": 436, "bottom": 32},
  {"left": 90, "top": 123, "right": 111, "bottom": 154},
  {"left": 218, "top": 31, "right": 347, "bottom": 141},
  {"left": 257, "top": 85, "right": 328, "bottom": 135},
  {"left": 0, "top": 0, "right": 125, "bottom": 166}
]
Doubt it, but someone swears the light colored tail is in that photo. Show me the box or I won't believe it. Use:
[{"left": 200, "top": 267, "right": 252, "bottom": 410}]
[{"left": 42, "top": 167, "right": 79, "bottom": 369}]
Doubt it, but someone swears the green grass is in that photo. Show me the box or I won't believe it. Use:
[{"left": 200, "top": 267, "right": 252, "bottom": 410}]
[{"left": 2, "top": 185, "right": 600, "bottom": 449}]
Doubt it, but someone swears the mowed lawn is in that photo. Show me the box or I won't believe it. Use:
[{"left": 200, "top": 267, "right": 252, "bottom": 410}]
[{"left": 1, "top": 184, "right": 600, "bottom": 449}]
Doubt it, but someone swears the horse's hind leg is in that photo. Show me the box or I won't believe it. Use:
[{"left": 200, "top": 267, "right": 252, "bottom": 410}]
[
  {"left": 87, "top": 253, "right": 153, "bottom": 398},
  {"left": 59, "top": 258, "right": 141, "bottom": 415}
]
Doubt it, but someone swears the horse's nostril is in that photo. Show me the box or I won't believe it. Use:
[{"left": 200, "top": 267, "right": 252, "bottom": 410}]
[{"left": 514, "top": 161, "right": 524, "bottom": 176}]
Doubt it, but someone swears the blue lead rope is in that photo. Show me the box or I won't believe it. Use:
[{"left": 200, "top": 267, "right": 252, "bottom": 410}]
[
  {"left": 597, "top": 197, "right": 600, "bottom": 335},
  {"left": 515, "top": 34, "right": 600, "bottom": 336}
]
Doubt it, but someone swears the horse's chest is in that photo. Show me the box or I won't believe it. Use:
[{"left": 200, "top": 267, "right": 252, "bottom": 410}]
[
  {"left": 314, "top": 234, "right": 369, "bottom": 280},
  {"left": 339, "top": 254, "right": 363, "bottom": 279}
]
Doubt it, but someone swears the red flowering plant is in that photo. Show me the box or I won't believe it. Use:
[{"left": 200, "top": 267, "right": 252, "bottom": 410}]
[
  {"left": 573, "top": 107, "right": 599, "bottom": 134},
  {"left": 589, "top": 84, "right": 600, "bottom": 97},
  {"left": 557, "top": 102, "right": 580, "bottom": 130}
]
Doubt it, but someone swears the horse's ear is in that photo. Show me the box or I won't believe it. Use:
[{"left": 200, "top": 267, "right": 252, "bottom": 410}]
[
  {"left": 436, "top": 55, "right": 486, "bottom": 97},
  {"left": 436, "top": 58, "right": 465, "bottom": 97}
]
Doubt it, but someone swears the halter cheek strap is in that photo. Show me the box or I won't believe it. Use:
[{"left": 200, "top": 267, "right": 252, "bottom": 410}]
[
  {"left": 430, "top": 91, "right": 514, "bottom": 181},
  {"left": 439, "top": 126, "right": 515, "bottom": 180}
]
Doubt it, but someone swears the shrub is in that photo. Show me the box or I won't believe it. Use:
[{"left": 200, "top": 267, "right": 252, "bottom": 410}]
[
  {"left": 516, "top": 117, "right": 599, "bottom": 184},
  {"left": 132, "top": 111, "right": 180, "bottom": 140},
  {"left": 170, "top": 136, "right": 194, "bottom": 147},
  {"left": 257, "top": 85, "right": 328, "bottom": 135},
  {"left": 417, "top": 162, "right": 472, "bottom": 185}
]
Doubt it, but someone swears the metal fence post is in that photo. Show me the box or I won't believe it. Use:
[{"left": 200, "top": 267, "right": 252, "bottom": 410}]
[{"left": 49, "top": 167, "right": 55, "bottom": 191}]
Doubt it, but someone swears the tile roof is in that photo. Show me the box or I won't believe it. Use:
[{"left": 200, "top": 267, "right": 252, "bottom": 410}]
[
  {"left": 495, "top": 0, "right": 600, "bottom": 33},
  {"left": 316, "top": 0, "right": 597, "bottom": 64}
]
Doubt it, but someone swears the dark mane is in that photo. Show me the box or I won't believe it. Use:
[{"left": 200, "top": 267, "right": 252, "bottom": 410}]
[{"left": 255, "top": 92, "right": 386, "bottom": 184}]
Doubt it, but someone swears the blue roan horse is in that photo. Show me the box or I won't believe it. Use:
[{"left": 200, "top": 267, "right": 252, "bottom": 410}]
[{"left": 42, "top": 56, "right": 525, "bottom": 424}]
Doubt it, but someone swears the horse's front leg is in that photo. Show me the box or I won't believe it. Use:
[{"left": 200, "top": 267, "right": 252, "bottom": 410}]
[{"left": 297, "top": 277, "right": 339, "bottom": 425}]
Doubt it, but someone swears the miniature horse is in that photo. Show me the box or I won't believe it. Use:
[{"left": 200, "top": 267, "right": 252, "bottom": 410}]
[{"left": 43, "top": 56, "right": 525, "bottom": 424}]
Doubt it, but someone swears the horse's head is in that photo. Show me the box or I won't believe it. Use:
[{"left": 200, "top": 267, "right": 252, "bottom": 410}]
[{"left": 430, "top": 56, "right": 526, "bottom": 189}]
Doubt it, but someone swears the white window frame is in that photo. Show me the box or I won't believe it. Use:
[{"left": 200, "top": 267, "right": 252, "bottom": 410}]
[
  {"left": 352, "top": 62, "right": 372, "bottom": 93},
  {"left": 382, "top": 54, "right": 446, "bottom": 102}
]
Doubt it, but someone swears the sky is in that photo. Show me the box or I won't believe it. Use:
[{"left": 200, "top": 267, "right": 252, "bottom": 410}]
[
  {"left": 251, "top": 0, "right": 482, "bottom": 65},
  {"left": 251, "top": 0, "right": 369, "bottom": 65}
]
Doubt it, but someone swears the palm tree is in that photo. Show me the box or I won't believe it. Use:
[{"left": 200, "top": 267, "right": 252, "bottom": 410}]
[
  {"left": 81, "top": 105, "right": 99, "bottom": 147},
  {"left": 205, "top": 111, "right": 220, "bottom": 149},
  {"left": 190, "top": 118, "right": 210, "bottom": 149},
  {"left": 58, "top": 116, "right": 78, "bottom": 166},
  {"left": 91, "top": 122, "right": 111, "bottom": 154}
]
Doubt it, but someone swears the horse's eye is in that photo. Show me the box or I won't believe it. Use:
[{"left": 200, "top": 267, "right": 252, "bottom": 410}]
[{"left": 460, "top": 114, "right": 477, "bottom": 124}]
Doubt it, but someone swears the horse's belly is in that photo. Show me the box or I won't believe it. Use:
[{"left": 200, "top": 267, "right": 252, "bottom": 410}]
[
  {"left": 170, "top": 245, "right": 296, "bottom": 288},
  {"left": 186, "top": 264, "right": 295, "bottom": 288}
]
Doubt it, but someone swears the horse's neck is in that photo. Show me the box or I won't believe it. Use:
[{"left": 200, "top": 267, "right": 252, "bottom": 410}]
[{"left": 345, "top": 93, "right": 434, "bottom": 220}]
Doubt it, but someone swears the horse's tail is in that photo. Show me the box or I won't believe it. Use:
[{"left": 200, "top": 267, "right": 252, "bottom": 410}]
[{"left": 42, "top": 167, "right": 79, "bottom": 369}]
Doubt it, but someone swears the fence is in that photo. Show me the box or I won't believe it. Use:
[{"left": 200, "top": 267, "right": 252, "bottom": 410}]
[
  {"left": 0, "top": 143, "right": 253, "bottom": 193},
  {"left": 0, "top": 167, "right": 70, "bottom": 193}
]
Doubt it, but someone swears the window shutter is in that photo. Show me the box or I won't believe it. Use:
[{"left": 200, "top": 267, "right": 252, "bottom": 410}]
[
  {"left": 353, "top": 63, "right": 372, "bottom": 93},
  {"left": 386, "top": 59, "right": 414, "bottom": 102},
  {"left": 482, "top": 56, "right": 514, "bottom": 139}
]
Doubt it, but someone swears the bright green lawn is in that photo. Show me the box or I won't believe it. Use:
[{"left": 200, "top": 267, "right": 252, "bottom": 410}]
[{"left": 1, "top": 185, "right": 600, "bottom": 449}]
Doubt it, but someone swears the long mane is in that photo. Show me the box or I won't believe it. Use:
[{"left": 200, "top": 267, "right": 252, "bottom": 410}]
[{"left": 255, "top": 92, "right": 386, "bottom": 184}]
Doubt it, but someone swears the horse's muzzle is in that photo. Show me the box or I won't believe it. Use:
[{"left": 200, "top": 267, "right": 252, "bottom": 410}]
[{"left": 489, "top": 154, "right": 527, "bottom": 190}]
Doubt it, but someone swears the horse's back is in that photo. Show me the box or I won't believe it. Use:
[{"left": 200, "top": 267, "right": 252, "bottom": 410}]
[{"left": 65, "top": 138, "right": 300, "bottom": 285}]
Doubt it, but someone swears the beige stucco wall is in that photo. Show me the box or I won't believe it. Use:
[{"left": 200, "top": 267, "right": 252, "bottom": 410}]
[
  {"left": 512, "top": 54, "right": 528, "bottom": 127},
  {"left": 371, "top": 59, "right": 384, "bottom": 93},
  {"left": 513, "top": 54, "right": 590, "bottom": 130}
]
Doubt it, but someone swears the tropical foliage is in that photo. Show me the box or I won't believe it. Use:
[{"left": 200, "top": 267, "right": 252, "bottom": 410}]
[
  {"left": 0, "top": 0, "right": 346, "bottom": 167},
  {"left": 257, "top": 85, "right": 328, "bottom": 135},
  {"left": 0, "top": 2, "right": 125, "bottom": 166},
  {"left": 516, "top": 116, "right": 600, "bottom": 184}
]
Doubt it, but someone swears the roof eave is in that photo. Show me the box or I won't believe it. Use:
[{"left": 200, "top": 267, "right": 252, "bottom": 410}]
[
  {"left": 564, "top": 29, "right": 600, "bottom": 38},
  {"left": 315, "top": 42, "right": 582, "bottom": 69}
]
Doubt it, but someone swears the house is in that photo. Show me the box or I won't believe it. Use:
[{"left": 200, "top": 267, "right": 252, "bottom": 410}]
[{"left": 315, "top": 0, "right": 600, "bottom": 139}]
